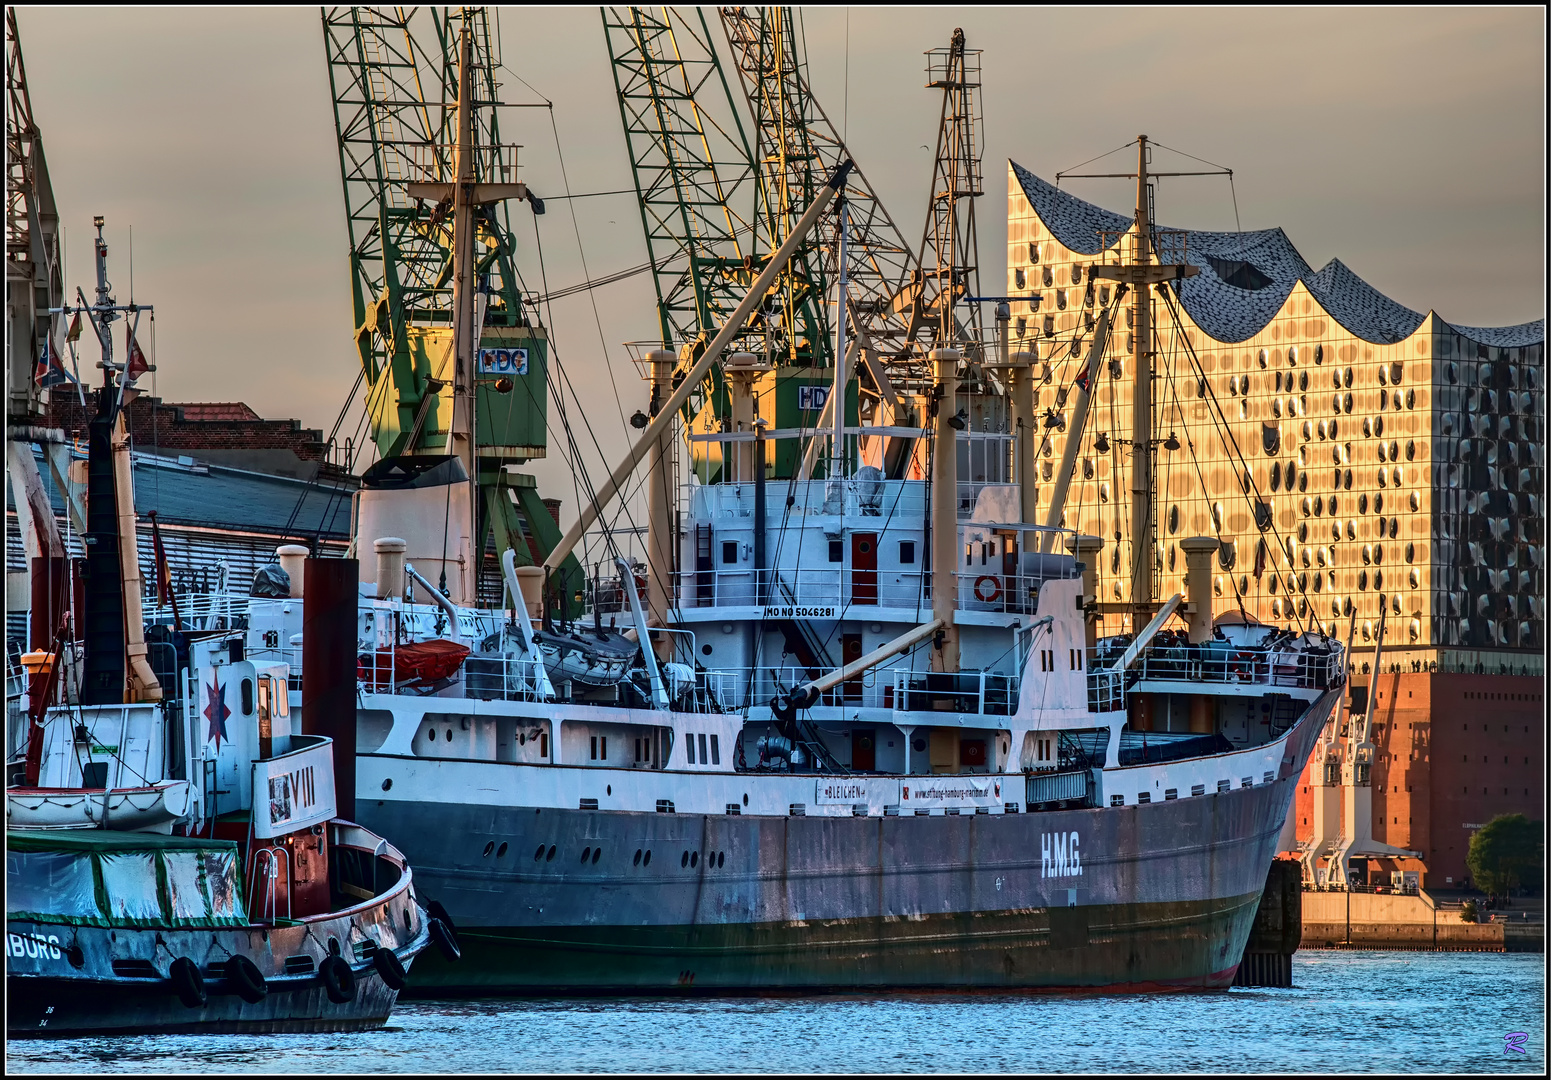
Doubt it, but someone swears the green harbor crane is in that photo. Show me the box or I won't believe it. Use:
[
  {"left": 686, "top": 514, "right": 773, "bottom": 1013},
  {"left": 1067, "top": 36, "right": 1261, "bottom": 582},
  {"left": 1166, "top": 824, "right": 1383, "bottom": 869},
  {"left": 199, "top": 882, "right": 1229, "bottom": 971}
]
[{"left": 322, "top": 5, "right": 580, "bottom": 602}]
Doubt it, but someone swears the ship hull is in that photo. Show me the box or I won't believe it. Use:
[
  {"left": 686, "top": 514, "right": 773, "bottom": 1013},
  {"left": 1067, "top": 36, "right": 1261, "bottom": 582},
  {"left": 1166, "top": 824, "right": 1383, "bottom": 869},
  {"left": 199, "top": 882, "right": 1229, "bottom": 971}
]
[{"left": 359, "top": 688, "right": 1328, "bottom": 994}]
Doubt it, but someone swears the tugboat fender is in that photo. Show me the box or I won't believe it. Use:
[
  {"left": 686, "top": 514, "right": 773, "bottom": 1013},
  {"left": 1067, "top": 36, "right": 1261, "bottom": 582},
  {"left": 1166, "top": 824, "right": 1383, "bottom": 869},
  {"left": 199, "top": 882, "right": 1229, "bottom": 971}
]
[
  {"left": 319, "top": 954, "right": 356, "bottom": 1004},
  {"left": 373, "top": 945, "right": 408, "bottom": 990},
  {"left": 429, "top": 918, "right": 461, "bottom": 963},
  {"left": 425, "top": 899, "right": 462, "bottom": 962},
  {"left": 168, "top": 956, "right": 206, "bottom": 1009},
  {"left": 225, "top": 954, "right": 268, "bottom": 1003}
]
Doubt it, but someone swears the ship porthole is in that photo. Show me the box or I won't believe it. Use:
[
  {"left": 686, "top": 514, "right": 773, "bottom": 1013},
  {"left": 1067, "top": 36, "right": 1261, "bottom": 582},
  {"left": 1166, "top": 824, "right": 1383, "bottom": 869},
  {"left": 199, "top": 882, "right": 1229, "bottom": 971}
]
[
  {"left": 718, "top": 852, "right": 725, "bottom": 868},
  {"left": 546, "top": 845, "right": 557, "bottom": 862},
  {"left": 496, "top": 843, "right": 507, "bottom": 858},
  {"left": 644, "top": 850, "right": 652, "bottom": 866},
  {"left": 607, "top": 785, "right": 612, "bottom": 796},
  {"left": 381, "top": 778, "right": 392, "bottom": 791},
  {"left": 691, "top": 851, "right": 699, "bottom": 868},
  {"left": 681, "top": 851, "right": 689, "bottom": 868},
  {"left": 534, "top": 845, "right": 546, "bottom": 861},
  {"left": 633, "top": 849, "right": 642, "bottom": 866},
  {"left": 592, "top": 848, "right": 601, "bottom": 864},
  {"left": 582, "top": 847, "right": 592, "bottom": 863},
  {"left": 482, "top": 841, "right": 495, "bottom": 858},
  {"left": 743, "top": 794, "right": 749, "bottom": 806}
]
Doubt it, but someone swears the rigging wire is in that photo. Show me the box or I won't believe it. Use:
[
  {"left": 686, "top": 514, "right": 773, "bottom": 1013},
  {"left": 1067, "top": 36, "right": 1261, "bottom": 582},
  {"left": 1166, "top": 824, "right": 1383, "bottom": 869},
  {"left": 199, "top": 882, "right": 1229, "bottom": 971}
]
[{"left": 1158, "top": 283, "right": 1324, "bottom": 638}]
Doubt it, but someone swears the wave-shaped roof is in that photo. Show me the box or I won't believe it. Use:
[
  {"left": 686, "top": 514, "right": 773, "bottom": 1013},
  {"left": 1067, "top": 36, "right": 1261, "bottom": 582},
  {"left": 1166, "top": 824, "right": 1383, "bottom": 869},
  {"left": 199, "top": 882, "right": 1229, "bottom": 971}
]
[{"left": 1011, "top": 159, "right": 1543, "bottom": 348}]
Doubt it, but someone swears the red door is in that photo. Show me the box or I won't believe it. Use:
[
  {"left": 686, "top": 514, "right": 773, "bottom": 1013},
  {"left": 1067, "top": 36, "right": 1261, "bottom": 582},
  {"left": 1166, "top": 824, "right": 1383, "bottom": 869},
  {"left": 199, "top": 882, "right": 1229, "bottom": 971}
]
[
  {"left": 852, "top": 729, "right": 876, "bottom": 771},
  {"left": 842, "top": 634, "right": 864, "bottom": 701},
  {"left": 851, "top": 532, "right": 878, "bottom": 604}
]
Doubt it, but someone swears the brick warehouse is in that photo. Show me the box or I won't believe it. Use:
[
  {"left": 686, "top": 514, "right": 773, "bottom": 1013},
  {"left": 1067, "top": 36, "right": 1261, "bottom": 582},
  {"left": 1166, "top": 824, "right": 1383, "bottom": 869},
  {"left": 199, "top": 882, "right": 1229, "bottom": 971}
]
[
  {"left": 1293, "top": 673, "right": 1544, "bottom": 888},
  {"left": 1005, "top": 157, "right": 1544, "bottom": 891},
  {"left": 43, "top": 391, "right": 345, "bottom": 481}
]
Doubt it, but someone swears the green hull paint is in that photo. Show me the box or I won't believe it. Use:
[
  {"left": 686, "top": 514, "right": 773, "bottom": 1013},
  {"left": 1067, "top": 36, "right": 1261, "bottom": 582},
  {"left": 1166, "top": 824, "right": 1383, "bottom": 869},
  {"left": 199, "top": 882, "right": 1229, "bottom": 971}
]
[{"left": 407, "top": 893, "right": 1257, "bottom": 994}]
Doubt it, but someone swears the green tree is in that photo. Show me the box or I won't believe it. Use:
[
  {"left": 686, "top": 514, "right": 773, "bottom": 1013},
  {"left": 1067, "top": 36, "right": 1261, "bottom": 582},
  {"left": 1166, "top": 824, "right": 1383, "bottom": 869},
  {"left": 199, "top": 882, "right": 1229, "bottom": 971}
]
[{"left": 1465, "top": 814, "right": 1543, "bottom": 896}]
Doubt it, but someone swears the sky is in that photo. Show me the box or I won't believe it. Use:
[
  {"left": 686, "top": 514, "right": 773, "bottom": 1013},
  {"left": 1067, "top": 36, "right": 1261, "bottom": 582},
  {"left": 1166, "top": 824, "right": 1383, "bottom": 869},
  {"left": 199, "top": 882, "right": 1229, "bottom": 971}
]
[{"left": 17, "top": 5, "right": 1545, "bottom": 526}]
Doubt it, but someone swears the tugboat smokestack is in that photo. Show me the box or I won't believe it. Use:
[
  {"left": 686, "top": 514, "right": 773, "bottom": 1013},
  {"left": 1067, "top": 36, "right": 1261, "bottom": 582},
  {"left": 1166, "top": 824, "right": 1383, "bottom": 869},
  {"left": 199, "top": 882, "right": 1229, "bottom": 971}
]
[{"left": 303, "top": 557, "right": 359, "bottom": 820}]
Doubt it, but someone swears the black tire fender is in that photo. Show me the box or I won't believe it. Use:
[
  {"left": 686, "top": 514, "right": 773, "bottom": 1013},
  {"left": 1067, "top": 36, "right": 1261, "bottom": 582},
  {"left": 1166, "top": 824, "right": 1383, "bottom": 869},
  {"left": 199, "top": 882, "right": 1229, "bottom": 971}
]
[
  {"left": 169, "top": 956, "right": 206, "bottom": 1009},
  {"left": 320, "top": 954, "right": 356, "bottom": 1004},
  {"left": 373, "top": 946, "right": 408, "bottom": 991},
  {"left": 428, "top": 918, "right": 461, "bottom": 963},
  {"left": 426, "top": 899, "right": 457, "bottom": 934},
  {"left": 225, "top": 954, "right": 268, "bottom": 1004}
]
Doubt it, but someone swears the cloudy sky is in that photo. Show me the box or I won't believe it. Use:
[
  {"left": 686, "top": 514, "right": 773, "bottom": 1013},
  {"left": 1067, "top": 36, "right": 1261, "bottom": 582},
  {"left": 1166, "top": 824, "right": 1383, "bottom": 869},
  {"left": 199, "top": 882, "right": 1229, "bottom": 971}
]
[{"left": 18, "top": 5, "right": 1544, "bottom": 522}]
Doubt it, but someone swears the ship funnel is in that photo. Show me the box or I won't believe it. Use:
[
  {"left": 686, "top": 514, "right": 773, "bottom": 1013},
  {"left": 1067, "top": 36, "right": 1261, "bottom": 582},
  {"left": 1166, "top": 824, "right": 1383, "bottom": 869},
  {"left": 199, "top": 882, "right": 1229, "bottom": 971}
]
[
  {"left": 276, "top": 545, "right": 308, "bottom": 599},
  {"left": 1180, "top": 536, "right": 1221, "bottom": 644},
  {"left": 514, "top": 565, "right": 544, "bottom": 619},
  {"left": 373, "top": 537, "right": 407, "bottom": 600}
]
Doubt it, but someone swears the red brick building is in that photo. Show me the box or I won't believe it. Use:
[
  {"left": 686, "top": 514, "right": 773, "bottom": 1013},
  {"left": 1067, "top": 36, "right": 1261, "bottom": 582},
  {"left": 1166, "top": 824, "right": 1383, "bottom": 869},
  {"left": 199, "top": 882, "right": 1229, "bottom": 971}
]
[
  {"left": 1293, "top": 668, "right": 1545, "bottom": 889},
  {"left": 44, "top": 392, "right": 347, "bottom": 481}
]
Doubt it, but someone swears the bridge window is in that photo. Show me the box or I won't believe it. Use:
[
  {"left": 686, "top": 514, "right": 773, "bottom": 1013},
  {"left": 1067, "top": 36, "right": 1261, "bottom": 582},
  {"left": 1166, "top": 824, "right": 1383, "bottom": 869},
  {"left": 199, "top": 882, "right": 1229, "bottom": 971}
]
[
  {"left": 721, "top": 541, "right": 738, "bottom": 565},
  {"left": 698, "top": 733, "right": 709, "bottom": 764},
  {"left": 899, "top": 540, "right": 916, "bottom": 564},
  {"left": 829, "top": 540, "right": 843, "bottom": 562}
]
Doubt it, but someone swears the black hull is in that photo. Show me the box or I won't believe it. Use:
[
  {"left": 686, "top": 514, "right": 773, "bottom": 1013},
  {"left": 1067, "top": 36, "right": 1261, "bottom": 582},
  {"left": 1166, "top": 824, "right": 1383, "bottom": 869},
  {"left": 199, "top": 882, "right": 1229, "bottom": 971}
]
[
  {"left": 7, "top": 973, "right": 401, "bottom": 1037},
  {"left": 358, "top": 687, "right": 1333, "bottom": 994}
]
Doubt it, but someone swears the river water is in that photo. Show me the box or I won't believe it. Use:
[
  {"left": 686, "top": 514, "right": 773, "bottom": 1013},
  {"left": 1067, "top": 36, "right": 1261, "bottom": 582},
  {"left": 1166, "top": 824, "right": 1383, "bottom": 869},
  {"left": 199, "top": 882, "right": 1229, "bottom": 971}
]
[{"left": 10, "top": 951, "right": 1544, "bottom": 1073}]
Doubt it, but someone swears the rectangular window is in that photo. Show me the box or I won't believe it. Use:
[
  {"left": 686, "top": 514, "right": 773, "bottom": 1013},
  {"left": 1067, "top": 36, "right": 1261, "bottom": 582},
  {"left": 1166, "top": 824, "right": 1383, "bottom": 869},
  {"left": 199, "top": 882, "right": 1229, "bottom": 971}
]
[
  {"left": 709, "top": 734, "right": 720, "bottom": 765},
  {"left": 686, "top": 735, "right": 696, "bottom": 764},
  {"left": 899, "top": 540, "right": 916, "bottom": 564},
  {"left": 634, "top": 738, "right": 641, "bottom": 762},
  {"left": 590, "top": 736, "right": 598, "bottom": 761},
  {"left": 722, "top": 540, "right": 739, "bottom": 565},
  {"left": 699, "top": 733, "right": 709, "bottom": 764},
  {"left": 540, "top": 733, "right": 549, "bottom": 758},
  {"left": 829, "top": 539, "right": 844, "bottom": 562},
  {"left": 600, "top": 736, "right": 607, "bottom": 760}
]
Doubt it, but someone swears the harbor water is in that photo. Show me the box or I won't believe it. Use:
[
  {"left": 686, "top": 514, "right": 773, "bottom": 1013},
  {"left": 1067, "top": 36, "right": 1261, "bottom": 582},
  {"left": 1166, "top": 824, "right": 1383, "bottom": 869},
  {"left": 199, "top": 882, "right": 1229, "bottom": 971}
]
[{"left": 10, "top": 951, "right": 1544, "bottom": 1073}]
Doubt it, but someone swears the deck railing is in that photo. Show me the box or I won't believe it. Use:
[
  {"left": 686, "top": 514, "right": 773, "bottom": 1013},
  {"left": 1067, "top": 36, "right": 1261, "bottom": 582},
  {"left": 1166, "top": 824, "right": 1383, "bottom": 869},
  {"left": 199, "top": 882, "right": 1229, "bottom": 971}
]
[{"left": 1085, "top": 640, "right": 1342, "bottom": 709}]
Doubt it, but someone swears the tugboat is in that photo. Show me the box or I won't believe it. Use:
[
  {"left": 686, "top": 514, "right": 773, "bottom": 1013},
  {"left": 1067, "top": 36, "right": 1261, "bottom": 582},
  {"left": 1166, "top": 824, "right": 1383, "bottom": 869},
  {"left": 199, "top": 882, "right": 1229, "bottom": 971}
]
[{"left": 4, "top": 222, "right": 448, "bottom": 1035}]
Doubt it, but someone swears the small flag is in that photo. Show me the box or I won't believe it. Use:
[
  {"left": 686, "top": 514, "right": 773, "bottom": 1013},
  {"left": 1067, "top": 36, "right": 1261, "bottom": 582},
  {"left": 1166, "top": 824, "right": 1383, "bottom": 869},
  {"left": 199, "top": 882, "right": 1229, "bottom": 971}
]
[
  {"left": 1074, "top": 364, "right": 1091, "bottom": 395},
  {"left": 126, "top": 330, "right": 150, "bottom": 382},
  {"left": 65, "top": 310, "right": 82, "bottom": 342},
  {"left": 37, "top": 328, "right": 75, "bottom": 388},
  {"left": 1253, "top": 539, "right": 1267, "bottom": 579}
]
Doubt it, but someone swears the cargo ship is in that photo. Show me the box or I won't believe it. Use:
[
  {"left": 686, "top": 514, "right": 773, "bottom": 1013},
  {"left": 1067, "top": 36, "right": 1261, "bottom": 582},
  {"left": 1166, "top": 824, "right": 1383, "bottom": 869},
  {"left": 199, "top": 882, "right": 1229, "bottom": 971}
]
[{"left": 215, "top": 13, "right": 1347, "bottom": 994}]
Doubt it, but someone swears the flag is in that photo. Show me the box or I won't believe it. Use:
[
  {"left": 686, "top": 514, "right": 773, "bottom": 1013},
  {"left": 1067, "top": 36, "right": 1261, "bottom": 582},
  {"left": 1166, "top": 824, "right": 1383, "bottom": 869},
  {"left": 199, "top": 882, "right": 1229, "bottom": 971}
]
[
  {"left": 65, "top": 310, "right": 82, "bottom": 342},
  {"left": 126, "top": 330, "right": 150, "bottom": 382},
  {"left": 1074, "top": 364, "right": 1091, "bottom": 395},
  {"left": 37, "top": 328, "right": 75, "bottom": 388},
  {"left": 1253, "top": 538, "right": 1267, "bottom": 579}
]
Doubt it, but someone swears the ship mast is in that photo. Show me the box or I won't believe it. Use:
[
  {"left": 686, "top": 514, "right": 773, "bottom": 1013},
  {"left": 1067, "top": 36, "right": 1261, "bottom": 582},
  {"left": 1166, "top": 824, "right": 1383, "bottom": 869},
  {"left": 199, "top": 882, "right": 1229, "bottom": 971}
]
[
  {"left": 1078, "top": 136, "right": 1199, "bottom": 622},
  {"left": 449, "top": 18, "right": 479, "bottom": 562}
]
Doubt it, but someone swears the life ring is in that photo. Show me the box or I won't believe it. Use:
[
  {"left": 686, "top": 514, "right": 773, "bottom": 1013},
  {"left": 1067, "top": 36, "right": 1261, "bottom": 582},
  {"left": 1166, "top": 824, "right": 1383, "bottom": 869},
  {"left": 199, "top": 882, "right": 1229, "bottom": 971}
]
[
  {"left": 429, "top": 918, "right": 461, "bottom": 963},
  {"left": 973, "top": 575, "right": 1002, "bottom": 603},
  {"left": 169, "top": 956, "right": 206, "bottom": 1009},
  {"left": 224, "top": 954, "right": 268, "bottom": 1004},
  {"left": 320, "top": 954, "right": 356, "bottom": 1004},
  {"left": 373, "top": 946, "right": 408, "bottom": 991}
]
